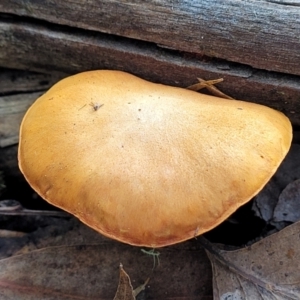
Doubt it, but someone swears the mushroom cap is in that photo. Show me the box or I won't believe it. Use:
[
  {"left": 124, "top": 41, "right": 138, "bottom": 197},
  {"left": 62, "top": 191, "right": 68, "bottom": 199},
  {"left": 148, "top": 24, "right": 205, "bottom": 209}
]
[{"left": 18, "top": 70, "right": 292, "bottom": 247}]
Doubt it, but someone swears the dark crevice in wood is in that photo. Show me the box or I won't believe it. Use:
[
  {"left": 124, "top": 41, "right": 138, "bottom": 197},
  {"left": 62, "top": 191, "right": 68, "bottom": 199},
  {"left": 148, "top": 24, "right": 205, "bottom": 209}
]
[
  {"left": 0, "top": 89, "right": 46, "bottom": 97},
  {"left": 1, "top": 13, "right": 299, "bottom": 82},
  {"left": 266, "top": 0, "right": 300, "bottom": 6},
  {"left": 0, "top": 68, "right": 64, "bottom": 94},
  {"left": 0, "top": 13, "right": 249, "bottom": 71},
  {"left": 2, "top": 12, "right": 195, "bottom": 62}
]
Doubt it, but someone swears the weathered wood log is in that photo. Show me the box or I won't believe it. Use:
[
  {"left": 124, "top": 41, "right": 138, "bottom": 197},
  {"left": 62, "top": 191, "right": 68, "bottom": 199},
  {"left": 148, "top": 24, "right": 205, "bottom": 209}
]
[
  {"left": 0, "top": 69, "right": 64, "bottom": 147},
  {"left": 1, "top": 0, "right": 300, "bottom": 75},
  {"left": 0, "top": 69, "right": 63, "bottom": 93},
  {"left": 1, "top": 16, "right": 299, "bottom": 125},
  {"left": 0, "top": 92, "right": 43, "bottom": 148}
]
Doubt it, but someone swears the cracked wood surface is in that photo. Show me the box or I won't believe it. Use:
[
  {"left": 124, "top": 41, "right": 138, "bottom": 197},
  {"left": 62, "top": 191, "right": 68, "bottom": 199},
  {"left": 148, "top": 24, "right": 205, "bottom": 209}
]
[
  {"left": 1, "top": 0, "right": 300, "bottom": 76},
  {"left": 1, "top": 15, "right": 299, "bottom": 125}
]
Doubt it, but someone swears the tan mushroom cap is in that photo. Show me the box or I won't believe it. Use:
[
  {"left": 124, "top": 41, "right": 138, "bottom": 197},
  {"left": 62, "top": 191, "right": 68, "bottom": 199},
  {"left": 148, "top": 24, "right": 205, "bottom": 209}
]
[{"left": 18, "top": 70, "right": 292, "bottom": 247}]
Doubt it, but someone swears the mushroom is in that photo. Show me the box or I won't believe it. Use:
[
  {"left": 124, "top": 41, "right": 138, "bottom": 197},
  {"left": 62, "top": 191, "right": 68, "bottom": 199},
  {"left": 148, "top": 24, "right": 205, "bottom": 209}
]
[{"left": 18, "top": 70, "right": 292, "bottom": 247}]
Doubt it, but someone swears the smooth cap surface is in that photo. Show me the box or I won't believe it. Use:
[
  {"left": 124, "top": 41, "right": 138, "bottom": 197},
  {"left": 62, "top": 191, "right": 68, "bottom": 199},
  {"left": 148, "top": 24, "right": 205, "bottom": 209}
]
[{"left": 18, "top": 70, "right": 292, "bottom": 247}]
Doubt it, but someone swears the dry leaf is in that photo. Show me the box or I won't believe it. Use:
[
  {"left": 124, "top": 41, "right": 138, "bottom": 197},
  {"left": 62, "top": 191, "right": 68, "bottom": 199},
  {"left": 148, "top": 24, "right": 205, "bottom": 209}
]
[
  {"left": 252, "top": 180, "right": 281, "bottom": 223},
  {"left": 113, "top": 264, "right": 149, "bottom": 300},
  {"left": 253, "top": 144, "right": 300, "bottom": 227},
  {"left": 274, "top": 179, "right": 300, "bottom": 223},
  {"left": 0, "top": 218, "right": 212, "bottom": 299},
  {"left": 203, "top": 222, "right": 300, "bottom": 299},
  {"left": 113, "top": 264, "right": 135, "bottom": 300}
]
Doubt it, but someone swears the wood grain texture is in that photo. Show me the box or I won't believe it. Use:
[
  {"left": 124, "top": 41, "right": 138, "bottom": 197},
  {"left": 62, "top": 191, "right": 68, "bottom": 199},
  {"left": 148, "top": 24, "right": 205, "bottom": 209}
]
[
  {"left": 1, "top": 17, "right": 299, "bottom": 126},
  {"left": 0, "top": 92, "right": 42, "bottom": 148},
  {"left": 1, "top": 0, "right": 300, "bottom": 76},
  {"left": 0, "top": 69, "right": 65, "bottom": 148},
  {"left": 0, "top": 69, "right": 63, "bottom": 94}
]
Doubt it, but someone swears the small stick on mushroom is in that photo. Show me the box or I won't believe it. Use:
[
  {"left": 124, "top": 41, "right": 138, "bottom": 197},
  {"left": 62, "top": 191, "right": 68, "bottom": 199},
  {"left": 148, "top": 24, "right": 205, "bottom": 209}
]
[{"left": 187, "top": 78, "right": 234, "bottom": 99}]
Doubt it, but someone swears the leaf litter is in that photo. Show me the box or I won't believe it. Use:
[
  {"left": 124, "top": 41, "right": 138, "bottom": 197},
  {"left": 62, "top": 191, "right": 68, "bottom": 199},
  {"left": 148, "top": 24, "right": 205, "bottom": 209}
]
[
  {"left": 113, "top": 264, "right": 149, "bottom": 300},
  {"left": 0, "top": 216, "right": 212, "bottom": 299},
  {"left": 252, "top": 144, "right": 300, "bottom": 230},
  {"left": 202, "top": 220, "right": 300, "bottom": 299}
]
